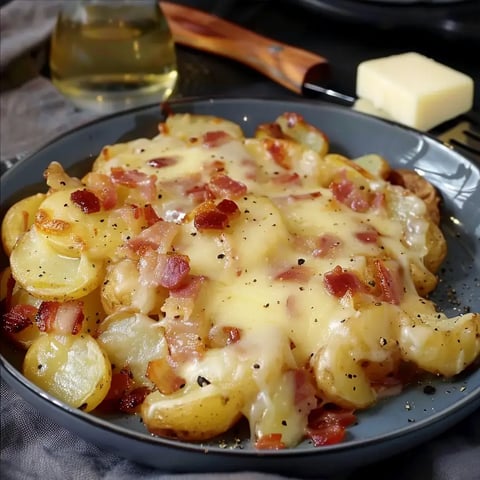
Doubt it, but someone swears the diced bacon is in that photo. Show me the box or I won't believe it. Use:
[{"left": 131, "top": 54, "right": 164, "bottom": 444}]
[
  {"left": 147, "top": 156, "right": 179, "bottom": 168},
  {"left": 159, "top": 254, "right": 191, "bottom": 289},
  {"left": 36, "top": 301, "right": 58, "bottom": 332},
  {"left": 208, "top": 174, "right": 247, "bottom": 199},
  {"left": 372, "top": 259, "right": 403, "bottom": 305},
  {"left": 143, "top": 204, "right": 161, "bottom": 226},
  {"left": 263, "top": 138, "right": 291, "bottom": 169},
  {"left": 97, "top": 368, "right": 134, "bottom": 413},
  {"left": 70, "top": 189, "right": 101, "bottom": 214},
  {"left": 83, "top": 172, "right": 118, "bottom": 210},
  {"left": 330, "top": 175, "right": 371, "bottom": 212},
  {"left": 307, "top": 406, "right": 357, "bottom": 446},
  {"left": 146, "top": 357, "right": 186, "bottom": 394},
  {"left": 126, "top": 220, "right": 179, "bottom": 256},
  {"left": 110, "top": 167, "right": 157, "bottom": 202},
  {"left": 36, "top": 300, "right": 84, "bottom": 334},
  {"left": 216, "top": 199, "right": 240, "bottom": 217},
  {"left": 255, "top": 433, "right": 286, "bottom": 450},
  {"left": 193, "top": 199, "right": 241, "bottom": 231},
  {"left": 312, "top": 234, "right": 342, "bottom": 258},
  {"left": 202, "top": 130, "right": 233, "bottom": 148},
  {"left": 119, "top": 386, "right": 151, "bottom": 414},
  {"left": 194, "top": 209, "right": 228, "bottom": 230},
  {"left": 355, "top": 228, "right": 379, "bottom": 244},
  {"left": 2, "top": 304, "right": 37, "bottom": 333},
  {"left": 324, "top": 265, "right": 366, "bottom": 298},
  {"left": 276, "top": 265, "right": 313, "bottom": 283}
]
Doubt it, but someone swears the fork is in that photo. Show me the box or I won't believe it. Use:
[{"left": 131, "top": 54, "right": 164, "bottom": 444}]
[{"left": 431, "top": 110, "right": 480, "bottom": 163}]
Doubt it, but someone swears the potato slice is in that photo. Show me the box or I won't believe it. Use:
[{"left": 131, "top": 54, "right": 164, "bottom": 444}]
[
  {"left": 161, "top": 113, "right": 244, "bottom": 142},
  {"left": 1, "top": 193, "right": 46, "bottom": 256},
  {"left": 23, "top": 333, "right": 111, "bottom": 412},
  {"left": 10, "top": 225, "right": 104, "bottom": 301},
  {"left": 142, "top": 384, "right": 244, "bottom": 441},
  {"left": 352, "top": 154, "right": 391, "bottom": 179},
  {"left": 96, "top": 312, "right": 168, "bottom": 387}
]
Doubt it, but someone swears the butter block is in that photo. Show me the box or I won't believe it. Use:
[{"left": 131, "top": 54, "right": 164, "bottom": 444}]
[{"left": 355, "top": 52, "right": 474, "bottom": 131}]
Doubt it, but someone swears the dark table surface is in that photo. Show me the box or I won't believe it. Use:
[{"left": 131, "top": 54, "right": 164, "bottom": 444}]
[{"left": 1, "top": 1, "right": 480, "bottom": 479}]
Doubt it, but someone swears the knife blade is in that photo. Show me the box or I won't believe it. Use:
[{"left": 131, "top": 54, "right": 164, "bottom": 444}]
[{"left": 160, "top": 2, "right": 355, "bottom": 105}]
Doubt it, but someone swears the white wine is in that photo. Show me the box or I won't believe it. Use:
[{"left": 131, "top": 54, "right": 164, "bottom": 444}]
[{"left": 50, "top": 1, "right": 178, "bottom": 113}]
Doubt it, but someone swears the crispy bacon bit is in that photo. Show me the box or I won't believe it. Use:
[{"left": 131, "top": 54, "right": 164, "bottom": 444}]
[
  {"left": 292, "top": 369, "right": 317, "bottom": 417},
  {"left": 97, "top": 368, "right": 134, "bottom": 413},
  {"left": 324, "top": 265, "right": 365, "bottom": 298},
  {"left": 70, "top": 189, "right": 101, "bottom": 214},
  {"left": 307, "top": 405, "right": 356, "bottom": 446},
  {"left": 119, "top": 386, "right": 150, "bottom": 414},
  {"left": 194, "top": 208, "right": 229, "bottom": 231},
  {"left": 143, "top": 204, "right": 161, "bottom": 226},
  {"left": 208, "top": 174, "right": 247, "bottom": 199},
  {"left": 159, "top": 254, "right": 191, "bottom": 290},
  {"left": 216, "top": 199, "right": 240, "bottom": 217},
  {"left": 83, "top": 172, "right": 118, "bottom": 210},
  {"left": 36, "top": 300, "right": 84, "bottom": 334},
  {"left": 255, "top": 433, "right": 286, "bottom": 450},
  {"left": 355, "top": 228, "right": 379, "bottom": 244},
  {"left": 146, "top": 358, "right": 186, "bottom": 394},
  {"left": 373, "top": 259, "right": 403, "bottom": 305},
  {"left": 330, "top": 175, "right": 371, "bottom": 212},
  {"left": 36, "top": 301, "right": 58, "bottom": 332},
  {"left": 202, "top": 130, "right": 232, "bottom": 148},
  {"left": 193, "top": 198, "right": 242, "bottom": 231},
  {"left": 110, "top": 167, "right": 157, "bottom": 202},
  {"left": 147, "top": 156, "right": 179, "bottom": 168},
  {"left": 2, "top": 304, "right": 37, "bottom": 333}
]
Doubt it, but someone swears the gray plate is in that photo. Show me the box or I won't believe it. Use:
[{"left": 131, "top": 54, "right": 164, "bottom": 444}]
[{"left": 1, "top": 97, "right": 479, "bottom": 477}]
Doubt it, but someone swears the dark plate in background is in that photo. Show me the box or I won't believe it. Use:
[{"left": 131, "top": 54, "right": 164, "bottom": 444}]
[
  {"left": 1, "top": 98, "right": 479, "bottom": 477},
  {"left": 284, "top": 0, "right": 480, "bottom": 39}
]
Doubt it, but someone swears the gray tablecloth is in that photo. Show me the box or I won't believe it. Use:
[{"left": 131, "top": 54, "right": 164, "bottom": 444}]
[{"left": 1, "top": 1, "right": 479, "bottom": 479}]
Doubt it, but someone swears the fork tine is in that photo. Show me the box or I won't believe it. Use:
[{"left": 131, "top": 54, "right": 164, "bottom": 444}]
[{"left": 435, "top": 112, "right": 480, "bottom": 163}]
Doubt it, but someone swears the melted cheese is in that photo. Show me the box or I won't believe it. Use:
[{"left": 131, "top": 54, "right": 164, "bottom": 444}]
[{"left": 9, "top": 112, "right": 478, "bottom": 449}]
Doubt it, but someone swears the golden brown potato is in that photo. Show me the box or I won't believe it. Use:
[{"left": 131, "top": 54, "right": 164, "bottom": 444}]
[
  {"left": 23, "top": 333, "right": 111, "bottom": 412},
  {"left": 141, "top": 385, "right": 244, "bottom": 441},
  {"left": 1, "top": 193, "right": 46, "bottom": 256}
]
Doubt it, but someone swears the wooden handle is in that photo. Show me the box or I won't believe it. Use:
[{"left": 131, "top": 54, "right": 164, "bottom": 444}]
[{"left": 160, "top": 1, "right": 330, "bottom": 95}]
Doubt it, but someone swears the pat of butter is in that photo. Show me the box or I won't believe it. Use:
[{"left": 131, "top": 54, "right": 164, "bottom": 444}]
[{"left": 355, "top": 52, "right": 474, "bottom": 131}]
